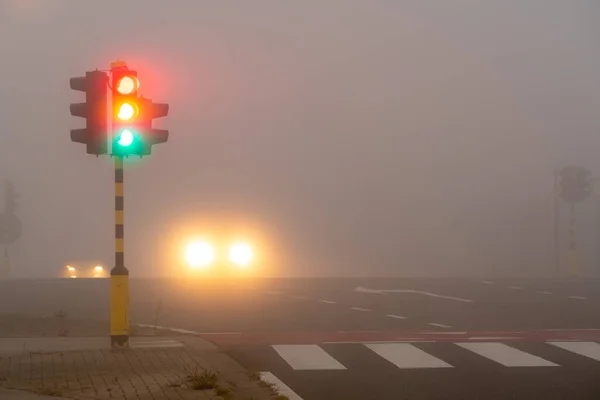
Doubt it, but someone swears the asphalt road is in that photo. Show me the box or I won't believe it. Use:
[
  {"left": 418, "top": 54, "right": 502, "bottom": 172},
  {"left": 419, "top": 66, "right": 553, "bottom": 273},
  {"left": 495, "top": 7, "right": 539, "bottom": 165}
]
[{"left": 2, "top": 277, "right": 600, "bottom": 399}]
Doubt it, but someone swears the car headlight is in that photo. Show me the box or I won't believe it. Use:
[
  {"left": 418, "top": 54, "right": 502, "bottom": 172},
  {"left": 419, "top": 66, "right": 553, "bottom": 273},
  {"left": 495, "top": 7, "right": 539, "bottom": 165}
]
[
  {"left": 229, "top": 243, "right": 253, "bottom": 267},
  {"left": 185, "top": 241, "right": 215, "bottom": 268}
]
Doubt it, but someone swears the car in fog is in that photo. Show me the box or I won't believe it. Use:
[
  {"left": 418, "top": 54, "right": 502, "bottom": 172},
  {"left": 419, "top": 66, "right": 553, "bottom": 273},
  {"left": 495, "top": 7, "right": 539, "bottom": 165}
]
[
  {"left": 63, "top": 264, "right": 106, "bottom": 279},
  {"left": 182, "top": 239, "right": 255, "bottom": 277}
]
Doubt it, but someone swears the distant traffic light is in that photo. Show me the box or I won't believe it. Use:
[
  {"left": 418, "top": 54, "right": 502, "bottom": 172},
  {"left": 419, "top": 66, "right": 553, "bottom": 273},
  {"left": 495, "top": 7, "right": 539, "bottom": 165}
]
[
  {"left": 70, "top": 70, "right": 108, "bottom": 155},
  {"left": 110, "top": 65, "right": 169, "bottom": 157},
  {"left": 559, "top": 165, "right": 592, "bottom": 204}
]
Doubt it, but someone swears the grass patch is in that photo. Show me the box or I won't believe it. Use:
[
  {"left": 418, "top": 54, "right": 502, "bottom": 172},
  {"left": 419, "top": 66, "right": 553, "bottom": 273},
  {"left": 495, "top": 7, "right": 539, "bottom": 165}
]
[{"left": 184, "top": 364, "right": 220, "bottom": 390}]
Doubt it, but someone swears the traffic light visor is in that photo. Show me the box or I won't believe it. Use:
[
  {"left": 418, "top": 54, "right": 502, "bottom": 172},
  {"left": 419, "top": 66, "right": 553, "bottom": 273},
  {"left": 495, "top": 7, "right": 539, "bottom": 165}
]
[
  {"left": 117, "top": 102, "right": 138, "bottom": 121},
  {"left": 116, "top": 76, "right": 139, "bottom": 95}
]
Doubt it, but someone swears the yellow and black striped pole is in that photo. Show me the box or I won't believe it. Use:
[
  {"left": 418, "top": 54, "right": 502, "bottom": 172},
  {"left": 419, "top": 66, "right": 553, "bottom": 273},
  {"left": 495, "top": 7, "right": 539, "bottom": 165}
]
[{"left": 110, "top": 155, "right": 129, "bottom": 348}]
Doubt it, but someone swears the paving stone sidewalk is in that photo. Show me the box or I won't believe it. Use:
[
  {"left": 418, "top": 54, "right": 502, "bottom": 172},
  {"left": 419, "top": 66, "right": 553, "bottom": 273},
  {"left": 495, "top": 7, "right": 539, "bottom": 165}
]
[{"left": 0, "top": 315, "right": 277, "bottom": 400}]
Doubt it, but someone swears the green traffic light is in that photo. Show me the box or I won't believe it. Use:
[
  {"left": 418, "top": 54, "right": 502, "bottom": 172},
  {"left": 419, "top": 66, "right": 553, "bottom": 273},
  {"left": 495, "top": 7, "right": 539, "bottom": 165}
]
[{"left": 117, "top": 129, "right": 134, "bottom": 147}]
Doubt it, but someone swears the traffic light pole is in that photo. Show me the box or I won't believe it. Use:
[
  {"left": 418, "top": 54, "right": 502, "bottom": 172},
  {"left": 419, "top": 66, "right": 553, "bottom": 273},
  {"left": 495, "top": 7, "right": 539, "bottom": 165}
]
[
  {"left": 110, "top": 155, "right": 129, "bottom": 348},
  {"left": 568, "top": 203, "right": 577, "bottom": 277}
]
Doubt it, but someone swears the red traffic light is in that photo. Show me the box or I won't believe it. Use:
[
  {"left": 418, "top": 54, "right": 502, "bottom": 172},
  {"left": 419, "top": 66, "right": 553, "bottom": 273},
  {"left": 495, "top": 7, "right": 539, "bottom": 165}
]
[{"left": 116, "top": 76, "right": 139, "bottom": 95}]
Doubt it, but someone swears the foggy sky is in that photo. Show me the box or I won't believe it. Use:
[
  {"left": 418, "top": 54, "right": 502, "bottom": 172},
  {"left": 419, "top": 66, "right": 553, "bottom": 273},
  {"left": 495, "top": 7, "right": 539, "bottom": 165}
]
[{"left": 0, "top": 0, "right": 599, "bottom": 278}]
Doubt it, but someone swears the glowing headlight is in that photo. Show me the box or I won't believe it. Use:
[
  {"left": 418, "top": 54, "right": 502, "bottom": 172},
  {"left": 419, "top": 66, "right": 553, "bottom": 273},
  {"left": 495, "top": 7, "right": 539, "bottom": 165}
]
[
  {"left": 229, "top": 243, "right": 253, "bottom": 267},
  {"left": 94, "top": 266, "right": 103, "bottom": 272},
  {"left": 185, "top": 241, "right": 215, "bottom": 268}
]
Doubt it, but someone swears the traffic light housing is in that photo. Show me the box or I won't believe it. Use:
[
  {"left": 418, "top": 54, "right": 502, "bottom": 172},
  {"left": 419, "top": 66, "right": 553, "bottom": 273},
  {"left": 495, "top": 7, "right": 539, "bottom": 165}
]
[
  {"left": 110, "top": 65, "right": 169, "bottom": 157},
  {"left": 137, "top": 97, "right": 169, "bottom": 156},
  {"left": 111, "top": 66, "right": 141, "bottom": 157},
  {"left": 559, "top": 165, "right": 592, "bottom": 204},
  {"left": 70, "top": 70, "right": 108, "bottom": 155}
]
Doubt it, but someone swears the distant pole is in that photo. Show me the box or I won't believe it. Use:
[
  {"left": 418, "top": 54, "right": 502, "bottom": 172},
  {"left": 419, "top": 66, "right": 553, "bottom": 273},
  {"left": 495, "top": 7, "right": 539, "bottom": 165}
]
[
  {"left": 0, "top": 248, "right": 10, "bottom": 280},
  {"left": 568, "top": 203, "right": 577, "bottom": 277},
  {"left": 553, "top": 169, "right": 560, "bottom": 276}
]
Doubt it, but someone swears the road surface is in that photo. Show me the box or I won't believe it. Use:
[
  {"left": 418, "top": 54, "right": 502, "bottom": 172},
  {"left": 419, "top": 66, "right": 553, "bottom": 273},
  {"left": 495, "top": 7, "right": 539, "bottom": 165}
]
[{"left": 2, "top": 277, "right": 600, "bottom": 399}]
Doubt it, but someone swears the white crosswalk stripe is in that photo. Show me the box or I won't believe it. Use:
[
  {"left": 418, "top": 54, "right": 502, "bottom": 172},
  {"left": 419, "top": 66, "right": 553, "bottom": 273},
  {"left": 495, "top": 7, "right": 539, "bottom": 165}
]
[
  {"left": 549, "top": 341, "right": 600, "bottom": 361},
  {"left": 366, "top": 343, "right": 453, "bottom": 369},
  {"left": 269, "top": 341, "right": 600, "bottom": 371},
  {"left": 456, "top": 342, "right": 558, "bottom": 367},
  {"left": 272, "top": 344, "right": 346, "bottom": 370}
]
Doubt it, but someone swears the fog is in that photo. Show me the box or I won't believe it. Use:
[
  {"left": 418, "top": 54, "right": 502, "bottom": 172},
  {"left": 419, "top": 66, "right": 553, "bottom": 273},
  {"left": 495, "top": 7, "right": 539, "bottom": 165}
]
[{"left": 0, "top": 0, "right": 599, "bottom": 278}]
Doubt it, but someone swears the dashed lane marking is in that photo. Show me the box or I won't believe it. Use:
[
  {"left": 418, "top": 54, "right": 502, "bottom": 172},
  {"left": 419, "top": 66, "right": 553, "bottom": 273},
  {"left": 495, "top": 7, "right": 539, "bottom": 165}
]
[
  {"left": 508, "top": 286, "right": 523, "bottom": 290},
  {"left": 350, "top": 307, "right": 371, "bottom": 312},
  {"left": 428, "top": 323, "right": 452, "bottom": 329},
  {"left": 568, "top": 296, "right": 586, "bottom": 300},
  {"left": 386, "top": 314, "right": 407, "bottom": 320},
  {"left": 481, "top": 281, "right": 494, "bottom": 285},
  {"left": 319, "top": 300, "right": 337, "bottom": 304},
  {"left": 536, "top": 291, "right": 553, "bottom": 295}
]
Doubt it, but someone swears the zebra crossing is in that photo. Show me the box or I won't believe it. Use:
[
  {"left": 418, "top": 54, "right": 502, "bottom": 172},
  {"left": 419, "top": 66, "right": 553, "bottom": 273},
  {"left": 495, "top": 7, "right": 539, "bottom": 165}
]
[{"left": 268, "top": 341, "right": 600, "bottom": 370}]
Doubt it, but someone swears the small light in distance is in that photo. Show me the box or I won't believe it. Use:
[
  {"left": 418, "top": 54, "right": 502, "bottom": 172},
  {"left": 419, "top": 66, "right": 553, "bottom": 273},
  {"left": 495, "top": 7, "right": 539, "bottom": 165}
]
[
  {"left": 185, "top": 241, "right": 215, "bottom": 268},
  {"left": 94, "top": 266, "right": 103, "bottom": 272},
  {"left": 117, "top": 102, "right": 137, "bottom": 121},
  {"left": 66, "top": 265, "right": 75, "bottom": 272},
  {"left": 229, "top": 243, "right": 253, "bottom": 267},
  {"left": 116, "top": 76, "right": 139, "bottom": 95},
  {"left": 70, "top": 275, "right": 77, "bottom": 279},
  {"left": 117, "top": 129, "right": 134, "bottom": 147}
]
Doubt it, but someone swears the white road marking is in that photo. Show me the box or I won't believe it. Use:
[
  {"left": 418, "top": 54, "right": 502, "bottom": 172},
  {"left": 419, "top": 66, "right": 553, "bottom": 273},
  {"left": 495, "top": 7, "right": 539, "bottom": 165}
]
[
  {"left": 319, "top": 300, "right": 337, "bottom": 304},
  {"left": 134, "top": 323, "right": 240, "bottom": 335},
  {"left": 535, "top": 291, "right": 553, "bottom": 295},
  {"left": 386, "top": 314, "right": 407, "bottom": 320},
  {"left": 293, "top": 295, "right": 308, "bottom": 300},
  {"left": 457, "top": 342, "right": 558, "bottom": 367},
  {"left": 481, "top": 280, "right": 494, "bottom": 285},
  {"left": 354, "top": 287, "right": 473, "bottom": 303},
  {"left": 549, "top": 342, "right": 600, "bottom": 361},
  {"left": 421, "top": 331, "right": 467, "bottom": 335},
  {"left": 366, "top": 343, "right": 453, "bottom": 369},
  {"left": 467, "top": 337, "right": 522, "bottom": 341},
  {"left": 259, "top": 372, "right": 304, "bottom": 400},
  {"left": 428, "top": 323, "right": 452, "bottom": 329},
  {"left": 350, "top": 307, "right": 371, "bottom": 312},
  {"left": 323, "top": 340, "right": 436, "bottom": 344},
  {"left": 272, "top": 344, "right": 346, "bottom": 370},
  {"left": 568, "top": 296, "right": 587, "bottom": 300},
  {"left": 131, "top": 340, "right": 183, "bottom": 349},
  {"left": 508, "top": 286, "right": 523, "bottom": 290}
]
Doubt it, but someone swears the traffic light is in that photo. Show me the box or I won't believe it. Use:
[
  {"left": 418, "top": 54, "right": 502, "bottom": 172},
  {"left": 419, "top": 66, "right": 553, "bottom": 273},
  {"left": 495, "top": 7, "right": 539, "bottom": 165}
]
[
  {"left": 137, "top": 97, "right": 169, "bottom": 156},
  {"left": 70, "top": 70, "right": 109, "bottom": 155},
  {"left": 110, "top": 64, "right": 169, "bottom": 157},
  {"left": 111, "top": 65, "right": 141, "bottom": 157},
  {"left": 559, "top": 165, "right": 592, "bottom": 204}
]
